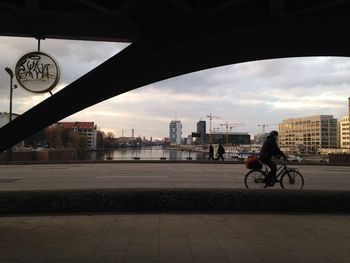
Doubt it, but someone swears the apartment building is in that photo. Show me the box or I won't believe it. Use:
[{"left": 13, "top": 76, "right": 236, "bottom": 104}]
[
  {"left": 279, "top": 115, "right": 338, "bottom": 153},
  {"left": 58, "top": 121, "right": 97, "bottom": 149},
  {"left": 339, "top": 98, "right": 350, "bottom": 150},
  {"left": 339, "top": 116, "right": 350, "bottom": 149}
]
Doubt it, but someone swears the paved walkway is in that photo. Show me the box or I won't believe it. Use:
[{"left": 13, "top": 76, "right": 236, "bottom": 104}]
[
  {"left": 1, "top": 213, "right": 350, "bottom": 263},
  {"left": 1, "top": 163, "right": 350, "bottom": 190}
]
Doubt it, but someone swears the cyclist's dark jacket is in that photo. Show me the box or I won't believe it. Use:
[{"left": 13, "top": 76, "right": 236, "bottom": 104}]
[{"left": 259, "top": 135, "right": 286, "bottom": 161}]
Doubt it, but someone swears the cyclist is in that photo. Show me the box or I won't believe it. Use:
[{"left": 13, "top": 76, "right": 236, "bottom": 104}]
[{"left": 259, "top": 130, "right": 287, "bottom": 185}]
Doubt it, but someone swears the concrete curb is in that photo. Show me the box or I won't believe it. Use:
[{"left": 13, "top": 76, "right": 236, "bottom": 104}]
[
  {"left": 0, "top": 189, "right": 349, "bottom": 214},
  {"left": 0, "top": 160, "right": 349, "bottom": 166}
]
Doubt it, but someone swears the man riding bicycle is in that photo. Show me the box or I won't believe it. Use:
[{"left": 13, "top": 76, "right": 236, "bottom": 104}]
[{"left": 259, "top": 130, "right": 287, "bottom": 186}]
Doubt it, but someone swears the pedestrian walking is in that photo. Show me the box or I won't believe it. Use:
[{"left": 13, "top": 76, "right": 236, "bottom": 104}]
[
  {"left": 208, "top": 144, "right": 215, "bottom": 160},
  {"left": 217, "top": 142, "right": 225, "bottom": 161}
]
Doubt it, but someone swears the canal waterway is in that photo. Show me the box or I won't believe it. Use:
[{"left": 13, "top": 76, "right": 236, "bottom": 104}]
[{"left": 77, "top": 146, "right": 209, "bottom": 161}]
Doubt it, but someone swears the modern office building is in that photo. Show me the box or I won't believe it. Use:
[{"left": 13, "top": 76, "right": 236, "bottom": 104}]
[
  {"left": 279, "top": 115, "right": 338, "bottom": 153},
  {"left": 207, "top": 132, "right": 250, "bottom": 145},
  {"left": 196, "top": 120, "right": 206, "bottom": 144},
  {"left": 58, "top": 121, "right": 97, "bottom": 149},
  {"left": 169, "top": 120, "right": 182, "bottom": 145}
]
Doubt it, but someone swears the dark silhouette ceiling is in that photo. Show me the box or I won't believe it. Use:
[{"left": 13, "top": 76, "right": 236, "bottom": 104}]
[{"left": 1, "top": 0, "right": 350, "bottom": 152}]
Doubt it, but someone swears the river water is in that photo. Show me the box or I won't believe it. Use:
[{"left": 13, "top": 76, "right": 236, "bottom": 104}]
[{"left": 77, "top": 146, "right": 209, "bottom": 161}]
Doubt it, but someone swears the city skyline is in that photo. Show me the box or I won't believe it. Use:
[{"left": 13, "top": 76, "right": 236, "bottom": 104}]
[{"left": 0, "top": 36, "right": 349, "bottom": 139}]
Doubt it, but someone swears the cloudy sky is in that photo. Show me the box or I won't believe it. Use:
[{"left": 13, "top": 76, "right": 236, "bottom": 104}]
[{"left": 0, "top": 36, "right": 349, "bottom": 139}]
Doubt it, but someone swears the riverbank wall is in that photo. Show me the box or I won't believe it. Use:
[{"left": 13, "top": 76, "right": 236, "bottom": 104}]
[{"left": 0, "top": 149, "right": 77, "bottom": 162}]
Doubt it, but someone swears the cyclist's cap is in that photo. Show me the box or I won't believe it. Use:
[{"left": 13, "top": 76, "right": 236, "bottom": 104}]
[{"left": 270, "top": 130, "right": 279, "bottom": 136}]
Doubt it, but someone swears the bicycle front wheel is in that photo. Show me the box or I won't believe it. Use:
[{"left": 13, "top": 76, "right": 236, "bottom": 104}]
[
  {"left": 280, "top": 170, "right": 304, "bottom": 189},
  {"left": 244, "top": 170, "right": 266, "bottom": 189}
]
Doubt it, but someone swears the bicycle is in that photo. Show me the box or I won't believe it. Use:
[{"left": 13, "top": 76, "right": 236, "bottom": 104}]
[{"left": 244, "top": 160, "right": 304, "bottom": 189}]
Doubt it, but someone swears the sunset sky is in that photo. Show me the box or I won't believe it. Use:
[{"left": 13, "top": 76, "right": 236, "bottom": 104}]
[{"left": 0, "top": 36, "right": 349, "bottom": 139}]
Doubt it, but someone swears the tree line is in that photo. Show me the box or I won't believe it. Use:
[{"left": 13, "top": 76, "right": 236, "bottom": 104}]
[{"left": 25, "top": 125, "right": 88, "bottom": 149}]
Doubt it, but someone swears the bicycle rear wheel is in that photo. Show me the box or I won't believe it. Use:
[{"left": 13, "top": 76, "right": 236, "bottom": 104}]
[
  {"left": 280, "top": 170, "right": 304, "bottom": 189},
  {"left": 244, "top": 170, "right": 266, "bottom": 189}
]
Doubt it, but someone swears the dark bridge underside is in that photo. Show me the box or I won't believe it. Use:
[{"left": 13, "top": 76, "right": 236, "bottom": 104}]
[{"left": 1, "top": 0, "right": 350, "bottom": 151}]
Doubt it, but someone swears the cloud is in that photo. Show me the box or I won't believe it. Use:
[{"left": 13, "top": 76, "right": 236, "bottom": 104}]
[
  {"left": 0, "top": 36, "right": 128, "bottom": 113},
  {"left": 1, "top": 36, "right": 350, "bottom": 139}
]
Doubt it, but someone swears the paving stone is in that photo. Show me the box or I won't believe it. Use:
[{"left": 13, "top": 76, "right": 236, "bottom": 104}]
[
  {"left": 137, "top": 214, "right": 160, "bottom": 223},
  {"left": 189, "top": 244, "right": 225, "bottom": 258},
  {"left": 192, "top": 255, "right": 230, "bottom": 263},
  {"left": 216, "top": 238, "right": 250, "bottom": 250},
  {"left": 98, "top": 239, "right": 130, "bottom": 251},
  {"left": 0, "top": 213, "right": 349, "bottom": 262},
  {"left": 23, "top": 252, "right": 64, "bottom": 263},
  {"left": 160, "top": 238, "right": 189, "bottom": 250},
  {"left": 126, "top": 244, "right": 159, "bottom": 258},
  {"left": 160, "top": 225, "right": 186, "bottom": 238},
  {"left": 124, "top": 256, "right": 158, "bottom": 263},
  {"left": 201, "top": 214, "right": 226, "bottom": 221},
  {"left": 159, "top": 248, "right": 192, "bottom": 257},
  {"left": 159, "top": 254, "right": 193, "bottom": 263},
  {"left": 58, "top": 244, "right": 97, "bottom": 261},
  {"left": 159, "top": 214, "right": 182, "bottom": 222},
  {"left": 251, "top": 245, "right": 297, "bottom": 263},
  {"left": 0, "top": 245, "right": 31, "bottom": 262},
  {"left": 88, "top": 249, "right": 125, "bottom": 263},
  {"left": 224, "top": 249, "right": 261, "bottom": 263}
]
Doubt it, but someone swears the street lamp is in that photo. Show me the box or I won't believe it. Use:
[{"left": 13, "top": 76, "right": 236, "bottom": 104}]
[
  {"left": 5, "top": 67, "right": 14, "bottom": 122},
  {"left": 5, "top": 67, "right": 16, "bottom": 161}
]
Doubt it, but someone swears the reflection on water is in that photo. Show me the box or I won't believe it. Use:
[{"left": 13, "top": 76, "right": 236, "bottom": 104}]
[{"left": 77, "top": 146, "right": 208, "bottom": 161}]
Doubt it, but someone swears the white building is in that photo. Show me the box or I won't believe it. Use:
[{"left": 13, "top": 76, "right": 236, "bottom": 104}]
[
  {"left": 339, "top": 116, "right": 350, "bottom": 149},
  {"left": 58, "top": 121, "right": 97, "bottom": 149},
  {"left": 339, "top": 98, "right": 350, "bottom": 150},
  {"left": 169, "top": 120, "right": 182, "bottom": 145}
]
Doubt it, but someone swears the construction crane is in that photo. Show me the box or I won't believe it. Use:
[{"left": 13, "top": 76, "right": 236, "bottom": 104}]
[
  {"left": 257, "top": 123, "right": 277, "bottom": 133},
  {"left": 206, "top": 113, "right": 221, "bottom": 144},
  {"left": 213, "top": 127, "right": 225, "bottom": 132},
  {"left": 220, "top": 122, "right": 245, "bottom": 145}
]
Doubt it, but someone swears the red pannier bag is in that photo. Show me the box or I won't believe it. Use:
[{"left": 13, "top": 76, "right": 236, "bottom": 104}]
[{"left": 245, "top": 155, "right": 262, "bottom": 170}]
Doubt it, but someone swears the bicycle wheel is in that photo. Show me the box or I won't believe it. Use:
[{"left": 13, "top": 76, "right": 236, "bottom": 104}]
[
  {"left": 244, "top": 170, "right": 266, "bottom": 189},
  {"left": 280, "top": 170, "right": 304, "bottom": 189}
]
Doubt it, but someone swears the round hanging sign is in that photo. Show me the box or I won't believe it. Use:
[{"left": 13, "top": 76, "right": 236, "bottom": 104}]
[{"left": 15, "top": 51, "right": 60, "bottom": 93}]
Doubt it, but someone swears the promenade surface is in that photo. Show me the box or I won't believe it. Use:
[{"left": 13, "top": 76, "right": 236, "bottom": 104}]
[
  {"left": 1, "top": 162, "right": 350, "bottom": 262},
  {"left": 0, "top": 162, "right": 350, "bottom": 190},
  {"left": 1, "top": 213, "right": 350, "bottom": 263}
]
